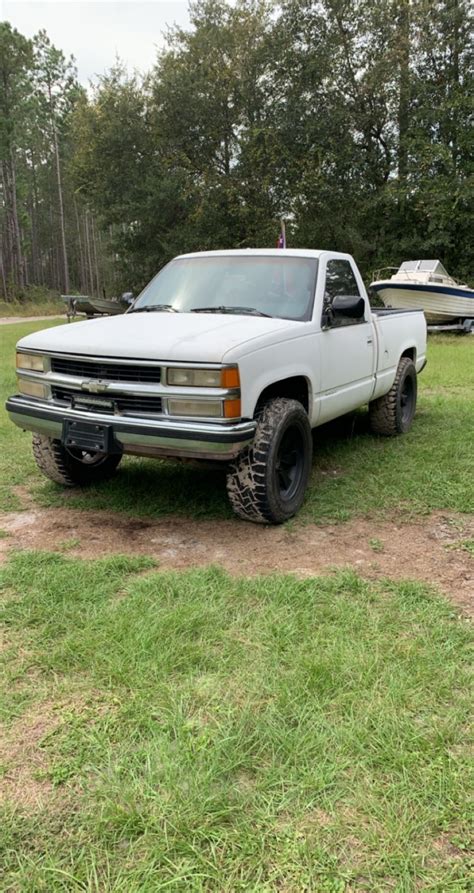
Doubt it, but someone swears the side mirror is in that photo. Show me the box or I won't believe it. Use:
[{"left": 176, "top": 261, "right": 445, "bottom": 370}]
[{"left": 331, "top": 294, "right": 365, "bottom": 319}]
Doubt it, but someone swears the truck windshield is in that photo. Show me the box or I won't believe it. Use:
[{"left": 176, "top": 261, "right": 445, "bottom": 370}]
[{"left": 131, "top": 256, "right": 319, "bottom": 321}]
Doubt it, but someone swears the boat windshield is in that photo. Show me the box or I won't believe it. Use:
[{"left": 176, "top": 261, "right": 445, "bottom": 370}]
[
  {"left": 399, "top": 260, "right": 450, "bottom": 277},
  {"left": 131, "top": 256, "right": 319, "bottom": 321}
]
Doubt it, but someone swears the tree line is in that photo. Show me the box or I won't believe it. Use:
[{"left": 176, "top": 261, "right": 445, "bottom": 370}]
[{"left": 1, "top": 0, "right": 472, "bottom": 302}]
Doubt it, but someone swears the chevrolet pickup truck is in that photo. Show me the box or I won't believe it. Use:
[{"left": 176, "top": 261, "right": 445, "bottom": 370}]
[{"left": 7, "top": 249, "right": 427, "bottom": 523}]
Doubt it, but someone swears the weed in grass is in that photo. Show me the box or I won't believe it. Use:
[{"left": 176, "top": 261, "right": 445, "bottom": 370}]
[
  {"left": 0, "top": 551, "right": 472, "bottom": 891},
  {"left": 445, "top": 517, "right": 466, "bottom": 533},
  {"left": 444, "top": 539, "right": 474, "bottom": 556},
  {"left": 57, "top": 537, "right": 81, "bottom": 551},
  {"left": 369, "top": 537, "right": 384, "bottom": 553}
]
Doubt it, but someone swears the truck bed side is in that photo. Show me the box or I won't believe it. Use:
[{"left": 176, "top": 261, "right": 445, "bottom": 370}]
[{"left": 371, "top": 309, "right": 427, "bottom": 400}]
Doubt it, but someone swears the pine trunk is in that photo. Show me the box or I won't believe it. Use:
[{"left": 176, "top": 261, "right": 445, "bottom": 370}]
[
  {"left": 90, "top": 214, "right": 101, "bottom": 296},
  {"left": 1, "top": 155, "right": 25, "bottom": 295},
  {"left": 397, "top": 0, "right": 410, "bottom": 186},
  {"left": 84, "top": 210, "right": 94, "bottom": 296},
  {"left": 73, "top": 196, "right": 87, "bottom": 293},
  {"left": 0, "top": 245, "right": 7, "bottom": 301},
  {"left": 53, "top": 124, "right": 69, "bottom": 293}
]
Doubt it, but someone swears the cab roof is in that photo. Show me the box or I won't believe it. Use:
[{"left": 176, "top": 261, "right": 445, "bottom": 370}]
[{"left": 177, "top": 248, "right": 348, "bottom": 260}]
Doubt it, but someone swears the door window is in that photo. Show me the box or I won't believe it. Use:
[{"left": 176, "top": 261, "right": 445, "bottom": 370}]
[{"left": 324, "top": 260, "right": 364, "bottom": 326}]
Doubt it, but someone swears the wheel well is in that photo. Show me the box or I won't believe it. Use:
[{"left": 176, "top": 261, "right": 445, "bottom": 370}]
[
  {"left": 255, "top": 376, "right": 309, "bottom": 414},
  {"left": 401, "top": 347, "right": 416, "bottom": 362}
]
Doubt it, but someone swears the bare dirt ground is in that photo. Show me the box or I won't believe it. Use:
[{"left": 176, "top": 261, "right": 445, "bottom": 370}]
[
  {"left": 0, "top": 700, "right": 57, "bottom": 808},
  {"left": 1, "top": 504, "right": 472, "bottom": 616},
  {"left": 0, "top": 688, "right": 111, "bottom": 809}
]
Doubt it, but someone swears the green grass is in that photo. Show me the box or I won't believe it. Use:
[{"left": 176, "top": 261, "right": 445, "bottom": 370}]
[
  {"left": 1, "top": 323, "right": 473, "bottom": 519},
  {"left": 0, "top": 551, "right": 472, "bottom": 891}
]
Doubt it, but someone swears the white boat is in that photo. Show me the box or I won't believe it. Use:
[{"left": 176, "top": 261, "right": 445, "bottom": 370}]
[{"left": 370, "top": 260, "right": 474, "bottom": 323}]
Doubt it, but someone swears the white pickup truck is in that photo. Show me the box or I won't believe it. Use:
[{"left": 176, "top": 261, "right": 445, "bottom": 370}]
[{"left": 7, "top": 249, "right": 427, "bottom": 523}]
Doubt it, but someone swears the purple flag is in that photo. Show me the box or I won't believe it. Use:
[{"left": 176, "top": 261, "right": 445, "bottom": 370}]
[{"left": 277, "top": 221, "right": 286, "bottom": 249}]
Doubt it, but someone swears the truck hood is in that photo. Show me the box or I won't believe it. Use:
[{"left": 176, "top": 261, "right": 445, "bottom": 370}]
[{"left": 17, "top": 312, "right": 303, "bottom": 363}]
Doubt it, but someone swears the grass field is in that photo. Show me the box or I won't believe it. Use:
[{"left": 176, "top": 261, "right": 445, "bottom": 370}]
[
  {"left": 0, "top": 321, "right": 472, "bottom": 890},
  {"left": 1, "top": 554, "right": 472, "bottom": 891},
  {"left": 1, "top": 320, "right": 473, "bottom": 520}
]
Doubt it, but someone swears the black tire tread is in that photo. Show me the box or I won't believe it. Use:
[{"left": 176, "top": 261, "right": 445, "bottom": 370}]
[
  {"left": 32, "top": 434, "right": 121, "bottom": 486},
  {"left": 32, "top": 434, "right": 77, "bottom": 485},
  {"left": 226, "top": 398, "right": 311, "bottom": 523},
  {"left": 369, "top": 357, "right": 416, "bottom": 436}
]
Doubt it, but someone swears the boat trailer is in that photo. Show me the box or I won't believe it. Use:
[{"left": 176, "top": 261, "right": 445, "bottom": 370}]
[{"left": 427, "top": 319, "right": 474, "bottom": 335}]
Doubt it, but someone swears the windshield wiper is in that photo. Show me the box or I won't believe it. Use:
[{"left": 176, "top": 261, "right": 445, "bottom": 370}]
[
  {"left": 129, "top": 304, "right": 178, "bottom": 313},
  {"left": 190, "top": 306, "right": 273, "bottom": 318}
]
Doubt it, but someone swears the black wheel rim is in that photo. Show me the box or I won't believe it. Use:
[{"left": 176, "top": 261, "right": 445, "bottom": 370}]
[
  {"left": 275, "top": 426, "right": 305, "bottom": 501},
  {"left": 400, "top": 374, "right": 414, "bottom": 425}
]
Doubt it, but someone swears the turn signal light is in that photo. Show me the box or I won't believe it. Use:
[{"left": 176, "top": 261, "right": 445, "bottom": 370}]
[
  {"left": 224, "top": 398, "right": 241, "bottom": 419},
  {"left": 221, "top": 367, "right": 240, "bottom": 389}
]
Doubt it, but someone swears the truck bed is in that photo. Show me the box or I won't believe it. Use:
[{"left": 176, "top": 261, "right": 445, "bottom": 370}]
[{"left": 370, "top": 307, "right": 422, "bottom": 315}]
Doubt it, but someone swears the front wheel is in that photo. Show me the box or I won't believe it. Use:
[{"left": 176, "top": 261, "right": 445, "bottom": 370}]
[
  {"left": 32, "top": 434, "right": 122, "bottom": 486},
  {"left": 369, "top": 357, "right": 417, "bottom": 435},
  {"left": 226, "top": 398, "right": 313, "bottom": 524}
]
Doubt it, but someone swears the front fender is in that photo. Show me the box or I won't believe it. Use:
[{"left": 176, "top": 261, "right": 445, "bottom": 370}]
[{"left": 228, "top": 334, "right": 320, "bottom": 425}]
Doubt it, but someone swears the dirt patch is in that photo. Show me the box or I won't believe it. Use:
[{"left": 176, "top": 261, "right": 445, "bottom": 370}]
[
  {"left": 0, "top": 692, "right": 111, "bottom": 810},
  {"left": 0, "top": 506, "right": 472, "bottom": 615},
  {"left": 0, "top": 703, "right": 57, "bottom": 809},
  {"left": 432, "top": 835, "right": 466, "bottom": 860}
]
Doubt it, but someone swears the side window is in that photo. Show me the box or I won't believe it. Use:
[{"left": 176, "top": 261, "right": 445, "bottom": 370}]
[{"left": 324, "top": 260, "right": 364, "bottom": 326}]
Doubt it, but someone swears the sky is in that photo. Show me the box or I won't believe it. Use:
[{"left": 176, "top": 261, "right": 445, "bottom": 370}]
[{"left": 2, "top": 0, "right": 191, "bottom": 83}]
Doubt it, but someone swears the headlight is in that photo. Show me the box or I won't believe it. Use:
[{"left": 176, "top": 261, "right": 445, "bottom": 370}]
[
  {"left": 167, "top": 366, "right": 240, "bottom": 388},
  {"left": 18, "top": 379, "right": 48, "bottom": 399},
  {"left": 16, "top": 352, "right": 47, "bottom": 372},
  {"left": 167, "top": 399, "right": 223, "bottom": 417}
]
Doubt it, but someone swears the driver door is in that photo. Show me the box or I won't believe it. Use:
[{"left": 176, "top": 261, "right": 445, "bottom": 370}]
[{"left": 318, "top": 259, "right": 376, "bottom": 423}]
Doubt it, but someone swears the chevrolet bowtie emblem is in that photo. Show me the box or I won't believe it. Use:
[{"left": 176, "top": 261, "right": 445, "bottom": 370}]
[{"left": 81, "top": 380, "right": 110, "bottom": 393}]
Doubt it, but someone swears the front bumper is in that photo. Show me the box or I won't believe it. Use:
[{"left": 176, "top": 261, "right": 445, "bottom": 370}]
[{"left": 6, "top": 396, "right": 256, "bottom": 461}]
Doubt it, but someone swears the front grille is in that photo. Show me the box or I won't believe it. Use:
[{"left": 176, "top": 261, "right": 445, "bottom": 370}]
[
  {"left": 50, "top": 356, "right": 162, "bottom": 384},
  {"left": 52, "top": 387, "right": 163, "bottom": 417}
]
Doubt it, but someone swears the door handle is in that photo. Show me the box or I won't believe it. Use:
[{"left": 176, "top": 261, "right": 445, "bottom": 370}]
[{"left": 367, "top": 337, "right": 373, "bottom": 344}]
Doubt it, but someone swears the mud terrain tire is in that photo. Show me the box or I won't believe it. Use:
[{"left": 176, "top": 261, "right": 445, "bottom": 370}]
[
  {"left": 226, "top": 398, "right": 312, "bottom": 524},
  {"left": 369, "top": 357, "right": 417, "bottom": 436},
  {"left": 32, "top": 434, "right": 122, "bottom": 486}
]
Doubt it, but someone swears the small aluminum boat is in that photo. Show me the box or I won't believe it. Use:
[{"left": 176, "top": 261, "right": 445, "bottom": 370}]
[
  {"left": 88, "top": 297, "right": 128, "bottom": 315},
  {"left": 62, "top": 295, "right": 128, "bottom": 318},
  {"left": 370, "top": 260, "right": 474, "bottom": 323}
]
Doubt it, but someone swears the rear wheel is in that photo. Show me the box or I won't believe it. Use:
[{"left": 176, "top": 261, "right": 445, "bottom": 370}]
[
  {"left": 32, "top": 434, "right": 122, "bottom": 486},
  {"left": 226, "top": 398, "right": 312, "bottom": 523},
  {"left": 369, "top": 357, "right": 417, "bottom": 435}
]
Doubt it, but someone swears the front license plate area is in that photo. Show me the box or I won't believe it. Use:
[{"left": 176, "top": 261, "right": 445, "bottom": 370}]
[{"left": 62, "top": 420, "right": 119, "bottom": 454}]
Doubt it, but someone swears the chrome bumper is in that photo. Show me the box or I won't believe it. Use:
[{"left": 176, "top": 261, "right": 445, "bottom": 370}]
[{"left": 6, "top": 396, "right": 256, "bottom": 461}]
